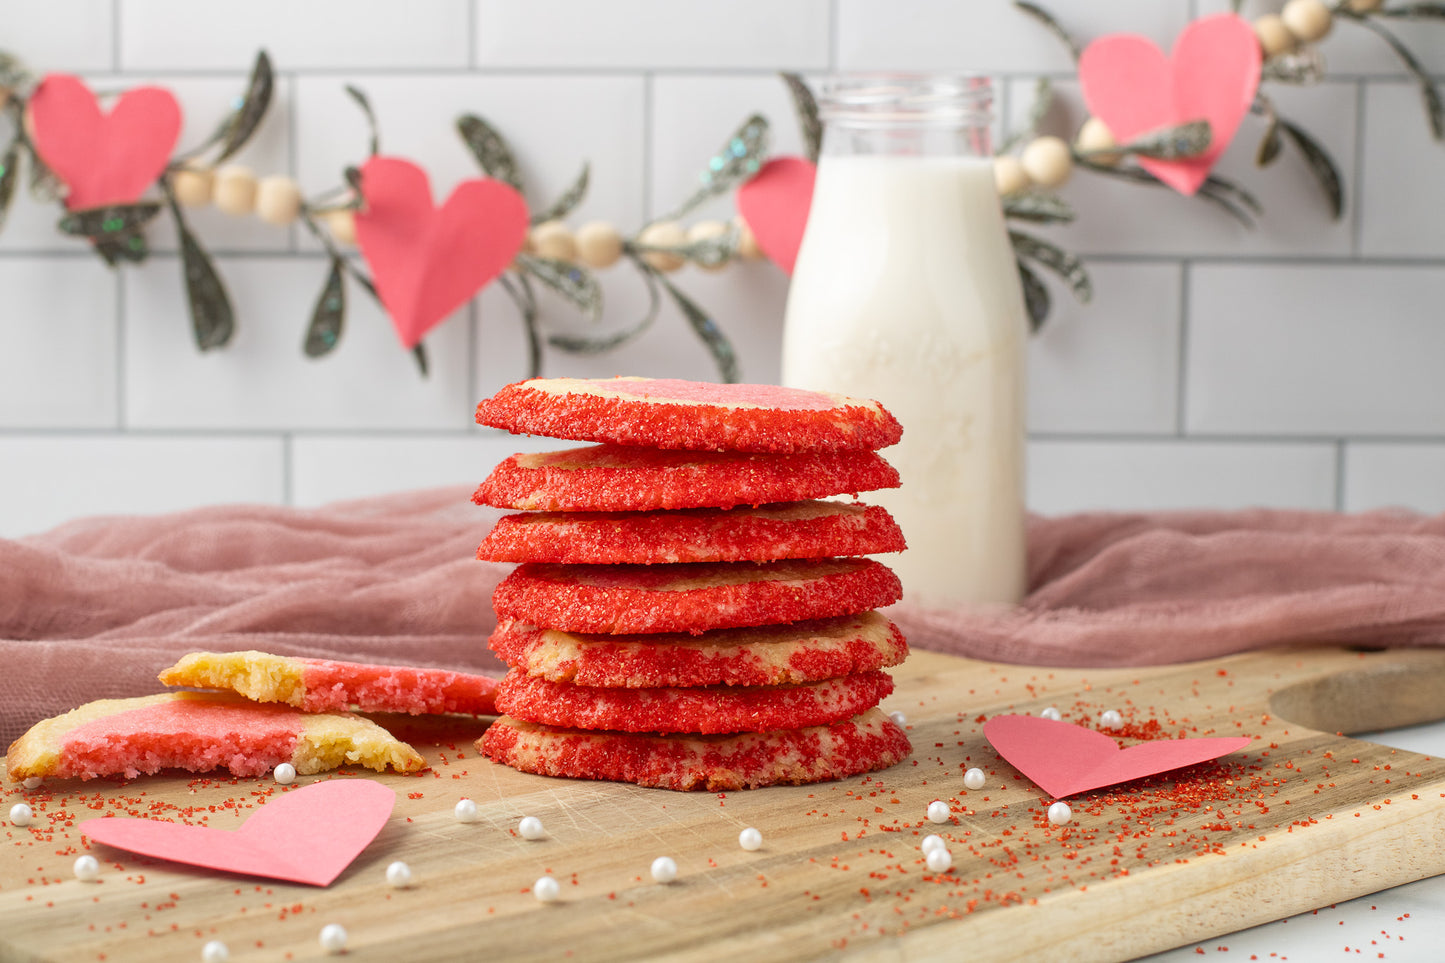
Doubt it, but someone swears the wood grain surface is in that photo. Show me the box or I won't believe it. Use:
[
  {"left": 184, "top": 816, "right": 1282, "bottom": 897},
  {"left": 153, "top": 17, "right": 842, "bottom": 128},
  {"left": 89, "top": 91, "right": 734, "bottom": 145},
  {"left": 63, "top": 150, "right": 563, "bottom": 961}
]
[{"left": 4, "top": 645, "right": 1445, "bottom": 963}]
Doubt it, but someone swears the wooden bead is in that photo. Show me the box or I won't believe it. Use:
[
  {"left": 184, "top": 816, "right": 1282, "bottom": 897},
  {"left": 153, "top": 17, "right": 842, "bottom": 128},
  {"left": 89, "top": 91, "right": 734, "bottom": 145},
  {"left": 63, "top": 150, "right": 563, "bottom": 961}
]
[
  {"left": 575, "top": 221, "right": 623, "bottom": 269},
  {"left": 1345, "top": 0, "right": 1383, "bottom": 10},
  {"left": 1282, "top": 0, "right": 1333, "bottom": 43},
  {"left": 171, "top": 166, "right": 214, "bottom": 208},
  {"left": 686, "top": 220, "right": 731, "bottom": 272},
  {"left": 992, "top": 155, "right": 1029, "bottom": 196},
  {"left": 1020, "top": 136, "right": 1073, "bottom": 189},
  {"left": 1254, "top": 14, "right": 1296, "bottom": 58},
  {"left": 529, "top": 220, "right": 577, "bottom": 262},
  {"left": 1074, "top": 117, "right": 1121, "bottom": 167},
  {"left": 637, "top": 220, "right": 687, "bottom": 273},
  {"left": 324, "top": 209, "right": 356, "bottom": 246},
  {"left": 732, "top": 216, "right": 763, "bottom": 261},
  {"left": 212, "top": 165, "right": 258, "bottom": 217},
  {"left": 255, "top": 175, "right": 302, "bottom": 226}
]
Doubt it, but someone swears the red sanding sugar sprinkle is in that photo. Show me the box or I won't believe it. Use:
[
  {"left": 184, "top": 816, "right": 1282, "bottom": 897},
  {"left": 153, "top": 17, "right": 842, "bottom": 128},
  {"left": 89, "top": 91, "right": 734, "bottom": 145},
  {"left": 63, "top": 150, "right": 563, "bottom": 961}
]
[
  {"left": 474, "top": 445, "right": 900, "bottom": 512},
  {"left": 491, "top": 558, "right": 903, "bottom": 634},
  {"left": 475, "top": 377, "right": 902, "bottom": 453},
  {"left": 479, "top": 708, "right": 911, "bottom": 791},
  {"left": 495, "top": 669, "right": 895, "bottom": 734},
  {"left": 476, "top": 501, "right": 905, "bottom": 565}
]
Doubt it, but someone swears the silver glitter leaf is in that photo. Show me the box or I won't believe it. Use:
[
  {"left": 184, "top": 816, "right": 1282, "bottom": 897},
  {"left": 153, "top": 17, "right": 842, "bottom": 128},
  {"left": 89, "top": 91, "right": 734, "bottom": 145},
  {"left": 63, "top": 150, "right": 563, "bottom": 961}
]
[
  {"left": 1279, "top": 119, "right": 1343, "bottom": 220},
  {"left": 213, "top": 50, "right": 274, "bottom": 165},
  {"left": 1124, "top": 119, "right": 1211, "bottom": 160},
  {"left": 1195, "top": 175, "right": 1260, "bottom": 227},
  {"left": 655, "top": 269, "right": 739, "bottom": 383},
  {"left": 532, "top": 161, "right": 589, "bottom": 225},
  {"left": 57, "top": 202, "right": 162, "bottom": 237},
  {"left": 345, "top": 85, "right": 380, "bottom": 157},
  {"left": 1340, "top": 10, "right": 1443, "bottom": 139},
  {"left": 456, "top": 115, "right": 524, "bottom": 193},
  {"left": 1017, "top": 259, "right": 1051, "bottom": 333},
  {"left": 1010, "top": 230, "right": 1091, "bottom": 304},
  {"left": 1003, "top": 192, "right": 1075, "bottom": 225},
  {"left": 498, "top": 273, "right": 542, "bottom": 379},
  {"left": 682, "top": 225, "right": 739, "bottom": 269},
  {"left": 171, "top": 205, "right": 234, "bottom": 349},
  {"left": 1256, "top": 118, "right": 1283, "bottom": 167},
  {"left": 661, "top": 113, "right": 769, "bottom": 222},
  {"left": 998, "top": 79, "right": 1054, "bottom": 154},
  {"left": 303, "top": 256, "right": 347, "bottom": 358},
  {"left": 1013, "top": 2, "right": 1081, "bottom": 60},
  {"left": 1379, "top": 3, "right": 1445, "bottom": 19},
  {"left": 26, "top": 148, "right": 66, "bottom": 203},
  {"left": 781, "top": 72, "right": 822, "bottom": 163},
  {"left": 0, "top": 141, "right": 18, "bottom": 233},
  {"left": 550, "top": 254, "right": 662, "bottom": 355},
  {"left": 0, "top": 51, "right": 31, "bottom": 91},
  {"left": 412, "top": 342, "right": 429, "bottom": 378},
  {"left": 1262, "top": 49, "right": 1326, "bottom": 85},
  {"left": 517, "top": 253, "right": 603, "bottom": 324}
]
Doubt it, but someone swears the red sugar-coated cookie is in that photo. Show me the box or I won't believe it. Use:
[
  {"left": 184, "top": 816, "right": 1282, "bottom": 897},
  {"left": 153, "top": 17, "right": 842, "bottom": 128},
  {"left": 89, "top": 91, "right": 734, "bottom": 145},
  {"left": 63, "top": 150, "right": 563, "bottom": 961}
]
[
  {"left": 477, "top": 500, "right": 905, "bottom": 565},
  {"left": 492, "top": 558, "right": 902, "bottom": 635},
  {"left": 489, "top": 613, "right": 908, "bottom": 688},
  {"left": 476, "top": 377, "right": 902, "bottom": 453},
  {"left": 474, "top": 444, "right": 900, "bottom": 512},
  {"left": 159, "top": 651, "right": 499, "bottom": 716},
  {"left": 495, "top": 669, "right": 893, "bottom": 734},
  {"left": 479, "top": 708, "right": 912, "bottom": 791}
]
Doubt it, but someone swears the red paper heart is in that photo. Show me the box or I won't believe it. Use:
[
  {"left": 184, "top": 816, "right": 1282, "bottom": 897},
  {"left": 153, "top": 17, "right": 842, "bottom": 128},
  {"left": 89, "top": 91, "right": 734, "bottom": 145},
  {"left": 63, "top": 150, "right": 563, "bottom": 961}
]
[
  {"left": 84, "top": 779, "right": 395, "bottom": 887},
  {"left": 29, "top": 74, "right": 182, "bottom": 210},
  {"left": 354, "top": 156, "right": 529, "bottom": 349},
  {"left": 1079, "top": 14, "right": 1261, "bottom": 196},
  {"left": 736, "top": 156, "right": 816, "bottom": 275},
  {"left": 984, "top": 714, "right": 1251, "bottom": 799}
]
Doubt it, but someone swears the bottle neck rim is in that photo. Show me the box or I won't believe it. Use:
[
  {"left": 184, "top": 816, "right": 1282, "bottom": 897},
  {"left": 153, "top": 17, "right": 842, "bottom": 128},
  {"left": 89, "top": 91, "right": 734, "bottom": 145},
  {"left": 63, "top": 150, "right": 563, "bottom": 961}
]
[{"left": 817, "top": 73, "right": 993, "bottom": 130}]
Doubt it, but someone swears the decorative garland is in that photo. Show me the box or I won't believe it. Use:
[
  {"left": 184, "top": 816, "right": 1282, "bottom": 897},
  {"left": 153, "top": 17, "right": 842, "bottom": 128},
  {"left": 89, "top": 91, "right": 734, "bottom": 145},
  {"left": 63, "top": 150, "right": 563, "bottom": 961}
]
[{"left": 0, "top": 1, "right": 1440, "bottom": 381}]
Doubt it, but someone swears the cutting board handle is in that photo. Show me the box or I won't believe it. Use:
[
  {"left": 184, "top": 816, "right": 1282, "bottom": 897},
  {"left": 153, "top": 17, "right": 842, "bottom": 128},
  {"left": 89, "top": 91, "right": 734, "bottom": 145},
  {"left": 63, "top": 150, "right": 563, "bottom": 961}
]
[{"left": 1269, "top": 648, "right": 1445, "bottom": 735}]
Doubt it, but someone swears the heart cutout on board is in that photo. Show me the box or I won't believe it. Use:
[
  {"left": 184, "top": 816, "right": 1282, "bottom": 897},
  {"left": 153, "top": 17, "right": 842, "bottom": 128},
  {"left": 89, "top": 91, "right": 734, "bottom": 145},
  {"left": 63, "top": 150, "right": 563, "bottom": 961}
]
[
  {"left": 1078, "top": 14, "right": 1261, "bottom": 196},
  {"left": 984, "top": 714, "right": 1252, "bottom": 799},
  {"left": 84, "top": 779, "right": 395, "bottom": 887},
  {"left": 736, "top": 156, "right": 817, "bottom": 275},
  {"left": 354, "top": 156, "right": 529, "bottom": 349},
  {"left": 28, "top": 74, "right": 183, "bottom": 210}
]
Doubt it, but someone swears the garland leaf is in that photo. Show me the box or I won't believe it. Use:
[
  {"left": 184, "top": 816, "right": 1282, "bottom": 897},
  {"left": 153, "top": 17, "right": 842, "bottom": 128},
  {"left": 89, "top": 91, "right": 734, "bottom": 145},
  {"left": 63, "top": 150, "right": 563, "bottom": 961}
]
[
  {"left": 780, "top": 72, "right": 822, "bottom": 163},
  {"left": 655, "top": 269, "right": 739, "bottom": 382},
  {"left": 498, "top": 273, "right": 541, "bottom": 379},
  {"left": 1340, "top": 10, "right": 1444, "bottom": 139},
  {"left": 163, "top": 190, "right": 234, "bottom": 350},
  {"left": 1279, "top": 118, "right": 1344, "bottom": 220},
  {"left": 1013, "top": 2, "right": 1081, "bottom": 60},
  {"left": 1124, "top": 119, "right": 1211, "bottom": 160},
  {"left": 1017, "top": 259, "right": 1051, "bottom": 333},
  {"left": 550, "top": 253, "right": 661, "bottom": 354},
  {"left": 0, "top": 141, "right": 19, "bottom": 233},
  {"left": 1003, "top": 192, "right": 1075, "bottom": 225},
  {"left": 1378, "top": 3, "right": 1445, "bottom": 19},
  {"left": 517, "top": 253, "right": 602, "bottom": 323},
  {"left": 345, "top": 84, "right": 380, "bottom": 157},
  {"left": 57, "top": 202, "right": 162, "bottom": 237},
  {"left": 661, "top": 114, "right": 769, "bottom": 222},
  {"left": 213, "top": 50, "right": 274, "bottom": 165},
  {"left": 531, "top": 161, "right": 589, "bottom": 224},
  {"left": 456, "top": 115, "right": 524, "bottom": 192},
  {"left": 1010, "top": 229, "right": 1092, "bottom": 304},
  {"left": 303, "top": 256, "right": 347, "bottom": 358}
]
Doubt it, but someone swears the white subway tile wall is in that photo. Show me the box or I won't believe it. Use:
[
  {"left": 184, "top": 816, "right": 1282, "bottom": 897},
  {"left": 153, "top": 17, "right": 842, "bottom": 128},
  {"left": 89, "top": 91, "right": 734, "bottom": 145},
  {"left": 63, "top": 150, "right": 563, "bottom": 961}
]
[{"left": 2, "top": 0, "right": 1444, "bottom": 536}]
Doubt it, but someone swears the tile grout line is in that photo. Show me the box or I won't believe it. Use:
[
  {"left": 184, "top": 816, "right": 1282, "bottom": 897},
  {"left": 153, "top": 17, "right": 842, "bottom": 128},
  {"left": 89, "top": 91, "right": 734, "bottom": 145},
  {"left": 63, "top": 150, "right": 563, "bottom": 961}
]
[
  {"left": 468, "top": 0, "right": 478, "bottom": 70},
  {"left": 1334, "top": 439, "right": 1348, "bottom": 511},
  {"left": 642, "top": 72, "right": 654, "bottom": 223},
  {"left": 1351, "top": 77, "right": 1367, "bottom": 259},
  {"left": 115, "top": 270, "right": 126, "bottom": 428},
  {"left": 1175, "top": 261, "right": 1190, "bottom": 438},
  {"left": 111, "top": 0, "right": 122, "bottom": 71},
  {"left": 282, "top": 433, "right": 294, "bottom": 506},
  {"left": 829, "top": 0, "right": 840, "bottom": 70}
]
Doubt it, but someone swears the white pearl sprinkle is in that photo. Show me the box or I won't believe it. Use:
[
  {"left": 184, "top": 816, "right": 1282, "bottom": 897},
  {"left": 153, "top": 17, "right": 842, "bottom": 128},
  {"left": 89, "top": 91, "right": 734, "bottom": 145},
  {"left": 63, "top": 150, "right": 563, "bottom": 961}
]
[
  {"left": 1048, "top": 801, "right": 1073, "bottom": 826},
  {"left": 925, "top": 847, "right": 953, "bottom": 873},
  {"left": 201, "top": 939, "right": 230, "bottom": 963},
  {"left": 9, "top": 803, "right": 33, "bottom": 827},
  {"left": 888, "top": 710, "right": 907, "bottom": 726},
  {"left": 73, "top": 855, "right": 100, "bottom": 882},
  {"left": 926, "top": 800, "right": 950, "bottom": 824},
  {"left": 650, "top": 856, "right": 678, "bottom": 884},
  {"left": 518, "top": 816, "right": 545, "bottom": 840},
  {"left": 920, "top": 834, "right": 946, "bottom": 855},
  {"left": 454, "top": 798, "right": 479, "bottom": 823},
  {"left": 385, "top": 861, "right": 412, "bottom": 888},
  {"left": 963, "top": 767, "right": 986, "bottom": 791},
  {"left": 1040, "top": 706, "right": 1062, "bottom": 721},
  {"left": 533, "top": 875, "right": 560, "bottom": 902},
  {"left": 318, "top": 923, "right": 347, "bottom": 954},
  {"left": 738, "top": 827, "right": 762, "bottom": 851},
  {"left": 22, "top": 776, "right": 42, "bottom": 790},
  {"left": 272, "top": 763, "right": 296, "bottom": 786},
  {"left": 1099, "top": 709, "right": 1123, "bottom": 729}
]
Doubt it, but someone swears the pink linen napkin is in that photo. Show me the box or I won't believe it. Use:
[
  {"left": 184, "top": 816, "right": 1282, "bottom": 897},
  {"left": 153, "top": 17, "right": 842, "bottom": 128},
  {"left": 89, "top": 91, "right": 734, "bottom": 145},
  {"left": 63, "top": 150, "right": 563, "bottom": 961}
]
[{"left": 5, "top": 492, "right": 1444, "bottom": 746}]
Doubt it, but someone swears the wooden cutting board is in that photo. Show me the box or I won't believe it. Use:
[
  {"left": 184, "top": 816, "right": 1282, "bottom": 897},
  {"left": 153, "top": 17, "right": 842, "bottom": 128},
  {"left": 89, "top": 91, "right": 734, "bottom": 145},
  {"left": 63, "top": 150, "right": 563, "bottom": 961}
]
[{"left": 4, "top": 645, "right": 1445, "bottom": 963}]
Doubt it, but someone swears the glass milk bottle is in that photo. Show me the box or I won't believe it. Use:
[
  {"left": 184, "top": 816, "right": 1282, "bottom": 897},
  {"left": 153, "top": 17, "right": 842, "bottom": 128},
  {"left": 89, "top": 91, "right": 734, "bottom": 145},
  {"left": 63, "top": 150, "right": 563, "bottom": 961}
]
[{"left": 782, "top": 75, "right": 1029, "bottom": 607}]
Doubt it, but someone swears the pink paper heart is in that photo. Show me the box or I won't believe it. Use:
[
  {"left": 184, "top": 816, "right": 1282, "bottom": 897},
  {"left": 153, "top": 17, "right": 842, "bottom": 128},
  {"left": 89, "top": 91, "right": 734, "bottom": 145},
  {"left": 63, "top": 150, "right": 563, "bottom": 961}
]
[
  {"left": 736, "top": 156, "right": 816, "bottom": 275},
  {"left": 984, "top": 714, "right": 1251, "bottom": 799},
  {"left": 29, "top": 74, "right": 182, "bottom": 210},
  {"left": 1079, "top": 14, "right": 1261, "bottom": 196},
  {"left": 354, "top": 156, "right": 529, "bottom": 349},
  {"left": 84, "top": 779, "right": 395, "bottom": 887}
]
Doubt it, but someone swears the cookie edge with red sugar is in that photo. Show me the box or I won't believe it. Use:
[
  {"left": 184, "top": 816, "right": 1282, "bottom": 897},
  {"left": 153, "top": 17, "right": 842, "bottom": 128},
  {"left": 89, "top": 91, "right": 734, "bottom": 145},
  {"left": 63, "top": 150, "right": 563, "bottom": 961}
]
[{"left": 475, "top": 377, "right": 902, "bottom": 453}]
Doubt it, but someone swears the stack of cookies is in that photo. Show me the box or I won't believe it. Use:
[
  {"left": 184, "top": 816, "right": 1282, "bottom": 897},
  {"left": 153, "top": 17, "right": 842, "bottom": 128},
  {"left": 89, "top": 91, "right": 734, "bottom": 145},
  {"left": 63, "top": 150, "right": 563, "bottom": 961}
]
[{"left": 472, "top": 377, "right": 913, "bottom": 791}]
